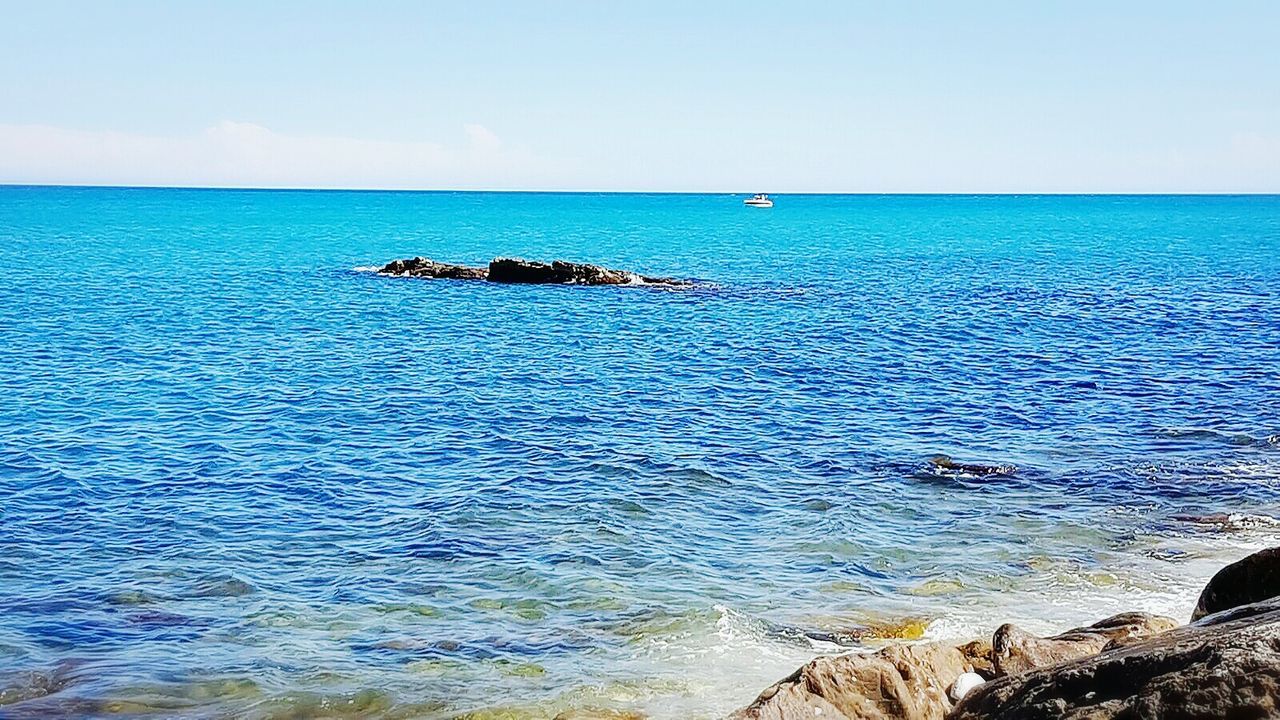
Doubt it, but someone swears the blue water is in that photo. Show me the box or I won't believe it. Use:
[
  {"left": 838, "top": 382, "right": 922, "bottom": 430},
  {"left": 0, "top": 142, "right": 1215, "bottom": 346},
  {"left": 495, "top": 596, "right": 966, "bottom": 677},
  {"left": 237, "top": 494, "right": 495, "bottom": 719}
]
[{"left": 1, "top": 187, "right": 1279, "bottom": 718}]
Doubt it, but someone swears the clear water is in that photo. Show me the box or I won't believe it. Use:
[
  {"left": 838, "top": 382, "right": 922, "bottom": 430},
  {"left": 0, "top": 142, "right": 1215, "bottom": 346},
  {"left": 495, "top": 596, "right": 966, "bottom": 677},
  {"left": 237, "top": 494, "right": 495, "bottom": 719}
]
[{"left": 1, "top": 187, "right": 1279, "bottom": 718}]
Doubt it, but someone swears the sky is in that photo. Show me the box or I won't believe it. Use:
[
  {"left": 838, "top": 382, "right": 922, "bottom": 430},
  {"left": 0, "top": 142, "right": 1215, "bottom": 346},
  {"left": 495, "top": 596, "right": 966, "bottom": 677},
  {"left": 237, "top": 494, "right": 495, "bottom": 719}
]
[{"left": 1, "top": 1, "right": 1277, "bottom": 192}]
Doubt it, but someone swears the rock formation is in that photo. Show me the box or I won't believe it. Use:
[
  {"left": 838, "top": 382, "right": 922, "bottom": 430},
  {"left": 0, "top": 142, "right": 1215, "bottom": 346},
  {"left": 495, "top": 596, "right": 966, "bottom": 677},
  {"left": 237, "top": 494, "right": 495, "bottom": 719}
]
[
  {"left": 731, "top": 546, "right": 1280, "bottom": 720},
  {"left": 377, "top": 256, "right": 490, "bottom": 280},
  {"left": 488, "top": 258, "right": 642, "bottom": 285},
  {"left": 990, "top": 612, "right": 1177, "bottom": 676},
  {"left": 730, "top": 640, "right": 992, "bottom": 720},
  {"left": 375, "top": 256, "right": 689, "bottom": 286},
  {"left": 951, "top": 597, "right": 1280, "bottom": 720}
]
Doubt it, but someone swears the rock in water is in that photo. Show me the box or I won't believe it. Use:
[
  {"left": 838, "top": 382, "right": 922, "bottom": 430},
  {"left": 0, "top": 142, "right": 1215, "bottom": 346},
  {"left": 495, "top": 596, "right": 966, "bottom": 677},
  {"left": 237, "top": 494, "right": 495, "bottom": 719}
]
[
  {"left": 1192, "top": 546, "right": 1280, "bottom": 621},
  {"left": 729, "top": 640, "right": 992, "bottom": 720},
  {"left": 375, "top": 256, "right": 689, "bottom": 286},
  {"left": 951, "top": 597, "right": 1280, "bottom": 720},
  {"left": 378, "top": 257, "right": 489, "bottom": 280},
  {"left": 926, "top": 455, "right": 1016, "bottom": 477},
  {"left": 487, "top": 258, "right": 660, "bottom": 285},
  {"left": 991, "top": 611, "right": 1178, "bottom": 676}
]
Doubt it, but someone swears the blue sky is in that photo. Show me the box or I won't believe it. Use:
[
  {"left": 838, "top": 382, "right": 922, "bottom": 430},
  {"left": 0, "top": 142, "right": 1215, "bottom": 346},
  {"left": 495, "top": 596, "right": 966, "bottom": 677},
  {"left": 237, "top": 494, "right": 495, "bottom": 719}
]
[{"left": 1, "top": 1, "right": 1277, "bottom": 191}]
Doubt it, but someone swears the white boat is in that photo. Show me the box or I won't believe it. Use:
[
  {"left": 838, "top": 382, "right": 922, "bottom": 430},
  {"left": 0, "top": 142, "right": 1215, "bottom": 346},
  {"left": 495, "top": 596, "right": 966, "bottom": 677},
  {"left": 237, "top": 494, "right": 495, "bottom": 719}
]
[{"left": 744, "top": 193, "right": 773, "bottom": 208}]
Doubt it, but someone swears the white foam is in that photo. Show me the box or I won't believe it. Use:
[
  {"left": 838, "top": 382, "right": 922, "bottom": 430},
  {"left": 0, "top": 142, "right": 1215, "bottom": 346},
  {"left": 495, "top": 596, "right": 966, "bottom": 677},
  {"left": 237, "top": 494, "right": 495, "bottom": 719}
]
[{"left": 608, "top": 528, "right": 1279, "bottom": 719}]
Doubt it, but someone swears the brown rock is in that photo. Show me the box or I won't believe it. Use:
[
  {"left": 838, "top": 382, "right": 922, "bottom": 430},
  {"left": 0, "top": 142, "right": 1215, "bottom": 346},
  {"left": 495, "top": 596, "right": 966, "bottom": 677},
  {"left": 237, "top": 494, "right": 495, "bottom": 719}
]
[
  {"left": 991, "top": 611, "right": 1178, "bottom": 676},
  {"left": 730, "top": 640, "right": 992, "bottom": 720},
  {"left": 950, "top": 598, "right": 1280, "bottom": 720},
  {"left": 1192, "top": 546, "right": 1280, "bottom": 621},
  {"left": 378, "top": 257, "right": 489, "bottom": 280}
]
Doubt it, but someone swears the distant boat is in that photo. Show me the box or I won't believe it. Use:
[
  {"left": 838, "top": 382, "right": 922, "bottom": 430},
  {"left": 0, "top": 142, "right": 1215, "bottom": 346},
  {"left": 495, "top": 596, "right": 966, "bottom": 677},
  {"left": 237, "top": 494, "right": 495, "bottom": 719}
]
[{"left": 744, "top": 193, "right": 773, "bottom": 208}]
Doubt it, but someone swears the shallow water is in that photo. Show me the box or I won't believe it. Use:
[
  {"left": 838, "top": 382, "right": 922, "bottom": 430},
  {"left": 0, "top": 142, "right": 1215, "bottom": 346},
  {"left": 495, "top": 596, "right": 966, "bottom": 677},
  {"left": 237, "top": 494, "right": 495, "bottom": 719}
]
[{"left": 1, "top": 188, "right": 1279, "bottom": 718}]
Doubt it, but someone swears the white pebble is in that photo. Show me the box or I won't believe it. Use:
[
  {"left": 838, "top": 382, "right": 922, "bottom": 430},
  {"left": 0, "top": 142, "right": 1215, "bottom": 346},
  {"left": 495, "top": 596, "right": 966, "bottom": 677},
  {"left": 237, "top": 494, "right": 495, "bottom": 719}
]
[{"left": 949, "top": 672, "right": 986, "bottom": 702}]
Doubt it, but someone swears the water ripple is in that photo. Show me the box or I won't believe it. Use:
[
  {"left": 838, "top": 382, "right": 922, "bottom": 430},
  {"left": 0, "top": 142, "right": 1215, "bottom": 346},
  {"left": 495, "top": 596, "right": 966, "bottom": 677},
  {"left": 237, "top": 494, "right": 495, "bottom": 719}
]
[{"left": 1, "top": 189, "right": 1278, "bottom": 718}]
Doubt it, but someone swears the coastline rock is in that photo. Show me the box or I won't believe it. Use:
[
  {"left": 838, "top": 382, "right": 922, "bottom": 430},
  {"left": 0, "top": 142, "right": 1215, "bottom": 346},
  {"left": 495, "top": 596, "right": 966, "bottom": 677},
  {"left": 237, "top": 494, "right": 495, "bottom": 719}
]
[
  {"left": 1192, "top": 546, "right": 1280, "bottom": 620},
  {"left": 729, "top": 640, "right": 992, "bottom": 720},
  {"left": 991, "top": 611, "right": 1178, "bottom": 676},
  {"left": 950, "top": 597, "right": 1280, "bottom": 720},
  {"left": 734, "top": 549, "right": 1280, "bottom": 720},
  {"left": 377, "top": 256, "right": 490, "bottom": 280},
  {"left": 375, "top": 256, "right": 689, "bottom": 286}
]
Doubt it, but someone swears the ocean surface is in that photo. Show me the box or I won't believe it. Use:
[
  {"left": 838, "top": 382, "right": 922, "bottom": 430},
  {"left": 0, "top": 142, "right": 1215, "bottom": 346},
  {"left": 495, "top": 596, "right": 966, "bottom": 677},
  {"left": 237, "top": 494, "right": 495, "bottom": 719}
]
[{"left": 1, "top": 187, "right": 1279, "bottom": 719}]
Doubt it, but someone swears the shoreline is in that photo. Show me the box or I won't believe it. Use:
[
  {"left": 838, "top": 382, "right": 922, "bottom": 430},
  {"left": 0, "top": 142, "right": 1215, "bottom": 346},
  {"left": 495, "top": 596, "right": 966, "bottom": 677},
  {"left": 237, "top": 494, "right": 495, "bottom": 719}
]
[
  {"left": 1, "top": 522, "right": 1273, "bottom": 719},
  {"left": 732, "top": 543, "right": 1280, "bottom": 719}
]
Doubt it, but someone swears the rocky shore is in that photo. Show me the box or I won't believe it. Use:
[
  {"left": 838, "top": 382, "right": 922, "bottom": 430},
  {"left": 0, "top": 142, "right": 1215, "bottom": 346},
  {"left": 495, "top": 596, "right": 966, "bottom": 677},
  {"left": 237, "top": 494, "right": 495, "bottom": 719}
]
[
  {"left": 376, "top": 256, "right": 691, "bottom": 286},
  {"left": 731, "top": 547, "right": 1280, "bottom": 719}
]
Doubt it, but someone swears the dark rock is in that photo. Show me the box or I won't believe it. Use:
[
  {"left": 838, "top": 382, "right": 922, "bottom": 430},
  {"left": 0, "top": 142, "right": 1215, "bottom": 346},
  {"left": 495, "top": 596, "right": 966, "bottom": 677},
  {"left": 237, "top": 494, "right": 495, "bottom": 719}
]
[
  {"left": 1174, "top": 512, "right": 1280, "bottom": 534},
  {"left": 378, "top": 256, "right": 489, "bottom": 280},
  {"left": 376, "top": 256, "right": 689, "bottom": 286},
  {"left": 488, "top": 258, "right": 668, "bottom": 285},
  {"left": 729, "top": 640, "right": 992, "bottom": 720},
  {"left": 190, "top": 575, "right": 254, "bottom": 598},
  {"left": 991, "top": 612, "right": 1178, "bottom": 676},
  {"left": 950, "top": 597, "right": 1280, "bottom": 720},
  {"left": 1192, "top": 547, "right": 1280, "bottom": 621},
  {"left": 927, "top": 455, "right": 1016, "bottom": 477}
]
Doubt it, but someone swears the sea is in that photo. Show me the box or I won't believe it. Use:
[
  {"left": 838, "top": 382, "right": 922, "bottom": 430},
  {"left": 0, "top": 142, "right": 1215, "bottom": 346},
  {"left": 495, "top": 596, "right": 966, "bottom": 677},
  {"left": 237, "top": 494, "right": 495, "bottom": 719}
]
[{"left": 1, "top": 186, "right": 1278, "bottom": 718}]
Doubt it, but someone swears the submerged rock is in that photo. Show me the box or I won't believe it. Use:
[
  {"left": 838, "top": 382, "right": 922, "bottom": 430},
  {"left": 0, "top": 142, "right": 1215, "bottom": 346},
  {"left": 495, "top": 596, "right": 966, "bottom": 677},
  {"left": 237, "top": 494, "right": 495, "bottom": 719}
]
[
  {"left": 730, "top": 640, "right": 992, "bottom": 720},
  {"left": 375, "top": 256, "right": 689, "bottom": 286},
  {"left": 926, "top": 455, "right": 1016, "bottom": 477},
  {"left": 553, "top": 710, "right": 646, "bottom": 720},
  {"left": 991, "top": 612, "right": 1178, "bottom": 676},
  {"left": 189, "top": 575, "right": 255, "bottom": 598},
  {"left": 952, "top": 597, "right": 1280, "bottom": 720},
  {"left": 1192, "top": 546, "right": 1280, "bottom": 620},
  {"left": 0, "top": 661, "right": 84, "bottom": 712},
  {"left": 1173, "top": 512, "right": 1280, "bottom": 534}
]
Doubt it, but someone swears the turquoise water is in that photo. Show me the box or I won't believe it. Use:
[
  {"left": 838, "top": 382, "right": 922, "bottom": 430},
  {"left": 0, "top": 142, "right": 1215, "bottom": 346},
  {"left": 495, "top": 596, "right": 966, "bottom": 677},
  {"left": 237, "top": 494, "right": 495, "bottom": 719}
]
[{"left": 2, "top": 187, "right": 1279, "bottom": 718}]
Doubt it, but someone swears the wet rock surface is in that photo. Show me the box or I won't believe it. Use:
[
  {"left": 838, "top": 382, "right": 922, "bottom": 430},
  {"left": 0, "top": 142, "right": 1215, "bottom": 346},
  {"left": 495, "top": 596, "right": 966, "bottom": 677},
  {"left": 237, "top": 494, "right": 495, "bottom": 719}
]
[{"left": 375, "top": 256, "right": 689, "bottom": 286}]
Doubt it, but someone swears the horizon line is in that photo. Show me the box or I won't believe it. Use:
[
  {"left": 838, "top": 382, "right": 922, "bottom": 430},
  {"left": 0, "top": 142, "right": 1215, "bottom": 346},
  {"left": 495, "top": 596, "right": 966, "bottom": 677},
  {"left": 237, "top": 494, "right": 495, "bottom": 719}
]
[{"left": 2, "top": 182, "right": 1279, "bottom": 197}]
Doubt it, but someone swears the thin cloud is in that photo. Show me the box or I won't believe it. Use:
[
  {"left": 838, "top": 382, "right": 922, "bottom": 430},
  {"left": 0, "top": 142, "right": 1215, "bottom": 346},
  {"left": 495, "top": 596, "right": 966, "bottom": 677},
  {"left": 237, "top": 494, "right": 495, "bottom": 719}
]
[{"left": 0, "top": 121, "right": 565, "bottom": 189}]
